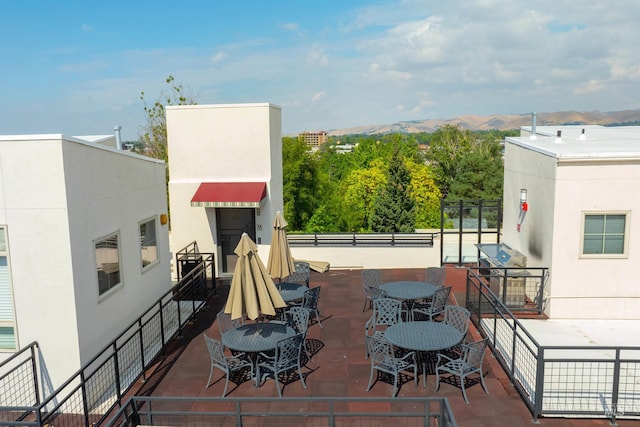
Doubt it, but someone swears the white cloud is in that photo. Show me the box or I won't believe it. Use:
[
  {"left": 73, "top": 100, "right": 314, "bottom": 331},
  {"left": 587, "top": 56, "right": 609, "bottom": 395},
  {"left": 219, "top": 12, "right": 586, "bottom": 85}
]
[{"left": 311, "top": 91, "right": 327, "bottom": 103}]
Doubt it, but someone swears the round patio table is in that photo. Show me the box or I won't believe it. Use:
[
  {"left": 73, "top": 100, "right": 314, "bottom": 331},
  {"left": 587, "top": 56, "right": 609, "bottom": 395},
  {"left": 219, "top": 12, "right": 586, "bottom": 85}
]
[
  {"left": 222, "top": 322, "right": 296, "bottom": 353},
  {"left": 277, "top": 282, "right": 309, "bottom": 303},
  {"left": 384, "top": 321, "right": 462, "bottom": 352},
  {"left": 380, "top": 281, "right": 437, "bottom": 301},
  {"left": 384, "top": 321, "right": 463, "bottom": 387}
]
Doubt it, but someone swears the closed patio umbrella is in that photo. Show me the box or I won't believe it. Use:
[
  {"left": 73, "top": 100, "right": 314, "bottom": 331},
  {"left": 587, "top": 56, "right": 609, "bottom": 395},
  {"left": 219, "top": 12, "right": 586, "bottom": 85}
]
[
  {"left": 225, "top": 233, "right": 286, "bottom": 321},
  {"left": 267, "top": 211, "right": 295, "bottom": 283}
]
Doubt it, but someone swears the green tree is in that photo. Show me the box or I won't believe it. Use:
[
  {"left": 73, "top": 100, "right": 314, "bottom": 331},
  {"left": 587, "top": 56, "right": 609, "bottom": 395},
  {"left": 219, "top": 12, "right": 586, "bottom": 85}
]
[
  {"left": 448, "top": 137, "right": 504, "bottom": 202},
  {"left": 369, "top": 145, "right": 416, "bottom": 232},
  {"left": 406, "top": 160, "right": 442, "bottom": 228},
  {"left": 426, "top": 124, "right": 474, "bottom": 197},
  {"left": 282, "top": 137, "right": 321, "bottom": 231},
  {"left": 339, "top": 160, "right": 387, "bottom": 231},
  {"left": 138, "top": 75, "right": 196, "bottom": 161}
]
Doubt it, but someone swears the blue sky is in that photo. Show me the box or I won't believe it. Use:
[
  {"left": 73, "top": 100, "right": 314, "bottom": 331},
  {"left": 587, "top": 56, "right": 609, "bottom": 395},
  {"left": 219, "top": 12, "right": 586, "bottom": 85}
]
[{"left": 2, "top": 0, "right": 640, "bottom": 141}]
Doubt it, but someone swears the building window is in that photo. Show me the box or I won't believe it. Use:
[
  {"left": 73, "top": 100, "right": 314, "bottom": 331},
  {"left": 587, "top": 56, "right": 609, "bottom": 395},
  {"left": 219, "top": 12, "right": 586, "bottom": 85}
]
[
  {"left": 582, "top": 212, "right": 628, "bottom": 257},
  {"left": 139, "top": 217, "right": 158, "bottom": 271},
  {"left": 95, "top": 232, "right": 122, "bottom": 296},
  {"left": 0, "top": 227, "right": 16, "bottom": 350}
]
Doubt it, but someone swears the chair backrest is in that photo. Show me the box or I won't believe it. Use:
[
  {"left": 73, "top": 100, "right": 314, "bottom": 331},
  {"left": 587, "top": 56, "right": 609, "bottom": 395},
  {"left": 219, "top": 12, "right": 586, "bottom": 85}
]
[
  {"left": 461, "top": 338, "right": 488, "bottom": 370},
  {"left": 425, "top": 267, "right": 446, "bottom": 287},
  {"left": 203, "top": 334, "right": 226, "bottom": 367},
  {"left": 302, "top": 286, "right": 321, "bottom": 311},
  {"left": 443, "top": 305, "right": 471, "bottom": 336},
  {"left": 430, "top": 286, "right": 452, "bottom": 313},
  {"left": 371, "top": 297, "right": 402, "bottom": 327},
  {"left": 274, "top": 333, "right": 304, "bottom": 369},
  {"left": 287, "top": 306, "right": 309, "bottom": 334},
  {"left": 288, "top": 261, "right": 310, "bottom": 285},
  {"left": 361, "top": 269, "right": 383, "bottom": 288},
  {"left": 217, "top": 311, "right": 243, "bottom": 335},
  {"left": 365, "top": 286, "right": 388, "bottom": 301},
  {"left": 365, "top": 335, "right": 395, "bottom": 366}
]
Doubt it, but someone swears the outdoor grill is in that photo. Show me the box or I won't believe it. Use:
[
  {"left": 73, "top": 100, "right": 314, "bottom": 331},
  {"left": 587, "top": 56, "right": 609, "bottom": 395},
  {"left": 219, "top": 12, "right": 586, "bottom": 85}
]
[{"left": 475, "top": 243, "right": 529, "bottom": 308}]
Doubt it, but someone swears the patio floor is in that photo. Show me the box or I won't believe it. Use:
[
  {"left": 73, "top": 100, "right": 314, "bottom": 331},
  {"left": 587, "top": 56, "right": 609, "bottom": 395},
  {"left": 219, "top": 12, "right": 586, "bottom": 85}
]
[{"left": 131, "top": 267, "right": 635, "bottom": 426}]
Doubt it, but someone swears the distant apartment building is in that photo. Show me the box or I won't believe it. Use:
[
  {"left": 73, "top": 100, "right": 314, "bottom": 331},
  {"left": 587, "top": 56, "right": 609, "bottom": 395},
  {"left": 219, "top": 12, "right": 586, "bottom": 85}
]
[{"left": 298, "top": 130, "right": 328, "bottom": 147}]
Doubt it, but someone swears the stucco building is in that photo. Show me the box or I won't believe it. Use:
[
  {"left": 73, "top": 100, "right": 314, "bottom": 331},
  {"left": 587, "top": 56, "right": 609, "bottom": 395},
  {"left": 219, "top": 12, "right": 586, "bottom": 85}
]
[
  {"left": 0, "top": 133, "right": 172, "bottom": 387},
  {"left": 503, "top": 125, "right": 640, "bottom": 319}
]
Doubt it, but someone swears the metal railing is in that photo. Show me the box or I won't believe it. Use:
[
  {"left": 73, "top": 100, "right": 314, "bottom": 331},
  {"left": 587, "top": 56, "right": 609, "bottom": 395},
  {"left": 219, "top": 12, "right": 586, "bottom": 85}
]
[
  {"left": 465, "top": 268, "right": 640, "bottom": 423},
  {"left": 0, "top": 254, "right": 216, "bottom": 427},
  {"left": 470, "top": 266, "right": 548, "bottom": 314},
  {"left": 103, "top": 396, "right": 457, "bottom": 427},
  {"left": 287, "top": 232, "right": 435, "bottom": 247}
]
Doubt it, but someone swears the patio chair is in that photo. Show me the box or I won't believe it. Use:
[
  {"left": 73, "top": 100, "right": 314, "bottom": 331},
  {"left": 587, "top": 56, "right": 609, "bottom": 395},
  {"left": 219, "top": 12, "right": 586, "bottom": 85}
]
[
  {"left": 286, "top": 306, "right": 310, "bottom": 356},
  {"left": 361, "top": 269, "right": 383, "bottom": 311},
  {"left": 288, "top": 261, "right": 310, "bottom": 286},
  {"left": 362, "top": 284, "right": 388, "bottom": 312},
  {"left": 300, "top": 286, "right": 323, "bottom": 328},
  {"left": 412, "top": 286, "right": 452, "bottom": 321},
  {"left": 443, "top": 305, "right": 471, "bottom": 341},
  {"left": 256, "top": 333, "right": 307, "bottom": 397},
  {"left": 424, "top": 266, "right": 446, "bottom": 287},
  {"left": 435, "top": 338, "right": 489, "bottom": 403},
  {"left": 365, "top": 335, "right": 418, "bottom": 397},
  {"left": 365, "top": 297, "right": 402, "bottom": 358},
  {"left": 217, "top": 310, "right": 244, "bottom": 335},
  {"left": 203, "top": 334, "right": 253, "bottom": 396}
]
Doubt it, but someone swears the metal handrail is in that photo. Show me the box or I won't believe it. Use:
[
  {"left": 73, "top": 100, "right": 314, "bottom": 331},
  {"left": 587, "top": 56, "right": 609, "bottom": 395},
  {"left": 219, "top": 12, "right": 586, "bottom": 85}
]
[
  {"left": 103, "top": 396, "right": 458, "bottom": 427},
  {"left": 287, "top": 232, "right": 435, "bottom": 247},
  {"left": 465, "top": 268, "right": 640, "bottom": 424},
  {"left": 0, "top": 254, "right": 216, "bottom": 427}
]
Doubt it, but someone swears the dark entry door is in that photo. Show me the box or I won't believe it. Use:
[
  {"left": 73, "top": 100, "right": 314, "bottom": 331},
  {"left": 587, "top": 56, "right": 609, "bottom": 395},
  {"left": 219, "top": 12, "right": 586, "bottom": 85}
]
[{"left": 217, "top": 208, "right": 256, "bottom": 274}]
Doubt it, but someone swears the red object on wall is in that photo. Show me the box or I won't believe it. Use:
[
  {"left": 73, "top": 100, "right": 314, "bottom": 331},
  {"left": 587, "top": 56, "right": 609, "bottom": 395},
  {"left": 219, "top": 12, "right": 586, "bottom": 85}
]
[{"left": 521, "top": 202, "right": 528, "bottom": 211}]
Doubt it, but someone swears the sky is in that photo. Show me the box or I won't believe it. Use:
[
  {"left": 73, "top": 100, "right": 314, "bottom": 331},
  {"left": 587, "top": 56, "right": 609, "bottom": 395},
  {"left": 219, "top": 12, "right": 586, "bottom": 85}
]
[{"left": 1, "top": 0, "right": 640, "bottom": 141}]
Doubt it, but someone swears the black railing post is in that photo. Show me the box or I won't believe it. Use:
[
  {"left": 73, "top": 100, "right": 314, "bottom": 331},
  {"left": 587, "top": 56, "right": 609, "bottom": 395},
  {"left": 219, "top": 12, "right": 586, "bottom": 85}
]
[
  {"left": 31, "top": 343, "right": 40, "bottom": 405},
  {"left": 458, "top": 200, "right": 464, "bottom": 266},
  {"left": 113, "top": 341, "right": 122, "bottom": 402},
  {"left": 610, "top": 349, "right": 622, "bottom": 424},
  {"left": 138, "top": 319, "right": 147, "bottom": 382},
  {"left": 80, "top": 371, "right": 91, "bottom": 427},
  {"left": 533, "top": 347, "right": 544, "bottom": 422}
]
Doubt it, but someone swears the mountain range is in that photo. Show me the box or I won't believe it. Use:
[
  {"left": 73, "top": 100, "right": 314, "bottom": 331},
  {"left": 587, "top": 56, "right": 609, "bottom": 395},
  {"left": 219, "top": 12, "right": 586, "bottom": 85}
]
[{"left": 327, "top": 109, "right": 640, "bottom": 136}]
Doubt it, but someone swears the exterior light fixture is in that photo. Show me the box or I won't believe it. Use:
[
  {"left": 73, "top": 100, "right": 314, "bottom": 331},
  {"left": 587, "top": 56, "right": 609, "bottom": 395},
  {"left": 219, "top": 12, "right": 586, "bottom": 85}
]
[{"left": 520, "top": 189, "right": 528, "bottom": 211}]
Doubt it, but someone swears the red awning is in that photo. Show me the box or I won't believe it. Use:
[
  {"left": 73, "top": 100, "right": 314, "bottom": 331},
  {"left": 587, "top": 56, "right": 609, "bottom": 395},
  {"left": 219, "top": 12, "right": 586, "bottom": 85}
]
[{"left": 190, "top": 182, "right": 267, "bottom": 208}]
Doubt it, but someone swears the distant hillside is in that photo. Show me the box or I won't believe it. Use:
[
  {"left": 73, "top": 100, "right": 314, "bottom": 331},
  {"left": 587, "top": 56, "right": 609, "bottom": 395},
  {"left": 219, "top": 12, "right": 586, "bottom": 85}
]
[{"left": 327, "top": 109, "right": 640, "bottom": 136}]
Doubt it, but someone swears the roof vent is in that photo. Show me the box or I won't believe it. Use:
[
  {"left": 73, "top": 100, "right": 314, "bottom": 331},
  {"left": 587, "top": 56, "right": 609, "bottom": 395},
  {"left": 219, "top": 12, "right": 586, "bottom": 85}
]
[
  {"left": 530, "top": 112, "right": 537, "bottom": 139},
  {"left": 554, "top": 130, "right": 563, "bottom": 144},
  {"left": 579, "top": 128, "right": 586, "bottom": 140}
]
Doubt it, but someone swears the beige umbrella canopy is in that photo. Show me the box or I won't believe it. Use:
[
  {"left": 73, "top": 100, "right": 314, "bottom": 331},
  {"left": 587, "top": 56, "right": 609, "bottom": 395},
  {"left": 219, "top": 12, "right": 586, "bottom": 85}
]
[
  {"left": 267, "top": 211, "right": 296, "bottom": 282},
  {"left": 225, "top": 233, "right": 286, "bottom": 321}
]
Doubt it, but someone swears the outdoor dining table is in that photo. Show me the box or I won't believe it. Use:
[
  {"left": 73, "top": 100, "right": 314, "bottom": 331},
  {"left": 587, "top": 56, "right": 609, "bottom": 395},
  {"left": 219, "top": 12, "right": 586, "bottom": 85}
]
[
  {"left": 380, "top": 281, "right": 438, "bottom": 320},
  {"left": 384, "top": 321, "right": 463, "bottom": 386},
  {"left": 277, "top": 282, "right": 309, "bottom": 303},
  {"left": 380, "top": 281, "right": 438, "bottom": 301},
  {"left": 222, "top": 321, "right": 296, "bottom": 353}
]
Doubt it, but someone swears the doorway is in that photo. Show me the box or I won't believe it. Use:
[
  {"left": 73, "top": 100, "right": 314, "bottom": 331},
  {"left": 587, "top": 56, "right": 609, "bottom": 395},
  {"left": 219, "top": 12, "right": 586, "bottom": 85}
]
[{"left": 217, "top": 208, "right": 256, "bottom": 274}]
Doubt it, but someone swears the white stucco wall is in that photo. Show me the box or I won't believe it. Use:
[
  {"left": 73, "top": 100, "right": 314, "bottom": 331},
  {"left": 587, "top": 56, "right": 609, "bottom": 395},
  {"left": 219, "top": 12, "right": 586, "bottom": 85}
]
[
  {"left": 0, "top": 134, "right": 172, "bottom": 388},
  {"left": 504, "top": 127, "right": 640, "bottom": 319},
  {"left": 166, "top": 103, "right": 284, "bottom": 276}
]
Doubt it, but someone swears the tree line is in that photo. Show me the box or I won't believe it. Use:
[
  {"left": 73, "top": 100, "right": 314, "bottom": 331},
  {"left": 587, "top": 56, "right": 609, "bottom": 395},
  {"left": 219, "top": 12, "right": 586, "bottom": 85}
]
[{"left": 283, "top": 128, "right": 512, "bottom": 233}]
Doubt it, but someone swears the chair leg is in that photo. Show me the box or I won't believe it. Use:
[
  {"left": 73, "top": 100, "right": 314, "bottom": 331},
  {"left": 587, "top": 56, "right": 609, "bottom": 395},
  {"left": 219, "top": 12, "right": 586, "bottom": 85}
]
[
  {"left": 479, "top": 371, "right": 489, "bottom": 394},
  {"left": 222, "top": 372, "right": 230, "bottom": 397},
  {"left": 366, "top": 367, "right": 376, "bottom": 391},
  {"left": 434, "top": 368, "right": 441, "bottom": 392},
  {"left": 274, "top": 373, "right": 283, "bottom": 398},
  {"left": 298, "top": 363, "right": 307, "bottom": 389},
  {"left": 422, "top": 362, "right": 427, "bottom": 387},
  {"left": 461, "top": 376, "right": 470, "bottom": 404},
  {"left": 206, "top": 364, "right": 215, "bottom": 388}
]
